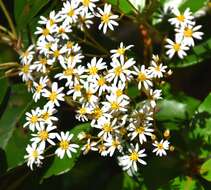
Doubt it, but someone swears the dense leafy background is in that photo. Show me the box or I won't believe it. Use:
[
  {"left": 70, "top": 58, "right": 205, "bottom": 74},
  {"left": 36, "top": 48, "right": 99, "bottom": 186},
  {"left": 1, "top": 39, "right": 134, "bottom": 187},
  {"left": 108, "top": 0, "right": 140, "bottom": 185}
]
[{"left": 0, "top": 0, "right": 211, "bottom": 189}]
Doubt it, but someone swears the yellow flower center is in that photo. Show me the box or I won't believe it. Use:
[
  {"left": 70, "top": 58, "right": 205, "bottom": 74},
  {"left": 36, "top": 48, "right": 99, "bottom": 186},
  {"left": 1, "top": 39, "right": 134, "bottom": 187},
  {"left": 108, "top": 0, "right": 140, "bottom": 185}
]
[
  {"left": 101, "top": 14, "right": 110, "bottom": 24},
  {"left": 103, "top": 123, "right": 113, "bottom": 132},
  {"left": 177, "top": 15, "right": 185, "bottom": 22},
  {"left": 138, "top": 72, "right": 147, "bottom": 81},
  {"left": 42, "top": 28, "right": 50, "bottom": 36},
  {"left": 130, "top": 151, "right": 139, "bottom": 161},
  {"left": 42, "top": 112, "right": 49, "bottom": 120},
  {"left": 53, "top": 50, "right": 60, "bottom": 58},
  {"left": 117, "top": 48, "right": 125, "bottom": 55},
  {"left": 32, "top": 150, "right": 39, "bottom": 158},
  {"left": 116, "top": 89, "right": 123, "bottom": 97},
  {"left": 184, "top": 27, "right": 193, "bottom": 37},
  {"left": 79, "top": 107, "right": 87, "bottom": 115},
  {"left": 83, "top": 0, "right": 90, "bottom": 6},
  {"left": 59, "top": 140, "right": 69, "bottom": 150},
  {"left": 114, "top": 66, "right": 122, "bottom": 76},
  {"left": 21, "top": 65, "right": 29, "bottom": 74},
  {"left": 36, "top": 84, "right": 43, "bottom": 93},
  {"left": 173, "top": 43, "right": 181, "bottom": 52},
  {"left": 59, "top": 27, "right": 65, "bottom": 34},
  {"left": 38, "top": 130, "right": 48, "bottom": 141},
  {"left": 66, "top": 41, "right": 73, "bottom": 49},
  {"left": 157, "top": 143, "right": 163, "bottom": 150},
  {"left": 112, "top": 139, "right": 120, "bottom": 147},
  {"left": 111, "top": 101, "right": 120, "bottom": 110},
  {"left": 68, "top": 8, "right": 75, "bottom": 17},
  {"left": 49, "top": 91, "right": 57, "bottom": 101},
  {"left": 39, "top": 58, "right": 47, "bottom": 65},
  {"left": 30, "top": 115, "right": 38, "bottom": 124},
  {"left": 89, "top": 66, "right": 98, "bottom": 75},
  {"left": 45, "top": 43, "right": 52, "bottom": 49},
  {"left": 98, "top": 77, "right": 105, "bottom": 86},
  {"left": 135, "top": 126, "right": 145, "bottom": 134},
  {"left": 93, "top": 107, "right": 103, "bottom": 119},
  {"left": 74, "top": 84, "right": 82, "bottom": 91},
  {"left": 49, "top": 19, "right": 55, "bottom": 26},
  {"left": 64, "top": 68, "right": 74, "bottom": 76},
  {"left": 85, "top": 90, "right": 93, "bottom": 101},
  {"left": 22, "top": 51, "right": 29, "bottom": 58}
]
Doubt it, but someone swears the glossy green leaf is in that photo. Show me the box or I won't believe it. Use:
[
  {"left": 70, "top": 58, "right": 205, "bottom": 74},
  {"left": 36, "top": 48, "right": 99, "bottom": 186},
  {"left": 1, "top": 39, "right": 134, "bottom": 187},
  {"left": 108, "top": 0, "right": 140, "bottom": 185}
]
[
  {"left": 107, "top": 0, "right": 133, "bottom": 14},
  {"left": 14, "top": 0, "right": 50, "bottom": 30},
  {"left": 122, "top": 173, "right": 141, "bottom": 190},
  {"left": 198, "top": 93, "right": 211, "bottom": 113},
  {"left": 4, "top": 128, "right": 30, "bottom": 170},
  {"left": 200, "top": 159, "right": 211, "bottom": 182},
  {"left": 180, "top": 0, "right": 208, "bottom": 12},
  {"left": 0, "top": 72, "right": 9, "bottom": 107},
  {"left": 43, "top": 123, "right": 91, "bottom": 179},
  {"left": 171, "top": 38, "right": 211, "bottom": 68},
  {"left": 0, "top": 84, "right": 32, "bottom": 149}
]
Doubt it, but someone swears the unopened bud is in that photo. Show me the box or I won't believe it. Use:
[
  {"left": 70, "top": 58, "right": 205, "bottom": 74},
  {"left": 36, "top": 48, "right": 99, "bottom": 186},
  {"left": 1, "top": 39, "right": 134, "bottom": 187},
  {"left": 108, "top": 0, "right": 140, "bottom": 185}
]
[
  {"left": 151, "top": 134, "right": 156, "bottom": 140},
  {"left": 164, "top": 129, "right": 170, "bottom": 138},
  {"left": 170, "top": 146, "right": 175, "bottom": 152}
]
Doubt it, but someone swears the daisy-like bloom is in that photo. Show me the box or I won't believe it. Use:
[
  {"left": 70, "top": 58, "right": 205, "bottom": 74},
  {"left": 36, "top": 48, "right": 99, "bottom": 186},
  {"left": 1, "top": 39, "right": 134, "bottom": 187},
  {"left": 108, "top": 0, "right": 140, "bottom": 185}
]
[
  {"left": 75, "top": 103, "right": 91, "bottom": 122},
  {"left": 102, "top": 94, "right": 129, "bottom": 114},
  {"left": 55, "top": 61, "right": 77, "bottom": 87},
  {"left": 67, "top": 80, "right": 83, "bottom": 100},
  {"left": 33, "top": 76, "right": 49, "bottom": 102},
  {"left": 109, "top": 82, "right": 129, "bottom": 100},
  {"left": 128, "top": 122, "right": 154, "bottom": 144},
  {"left": 40, "top": 104, "right": 58, "bottom": 125},
  {"left": 96, "top": 3, "right": 119, "bottom": 34},
  {"left": 36, "top": 39, "right": 53, "bottom": 56},
  {"left": 110, "top": 42, "right": 134, "bottom": 61},
  {"left": 38, "top": 10, "right": 61, "bottom": 27},
  {"left": 67, "top": 52, "right": 84, "bottom": 65},
  {"left": 152, "top": 139, "right": 170, "bottom": 157},
  {"left": 79, "top": 0, "right": 99, "bottom": 12},
  {"left": 148, "top": 57, "right": 168, "bottom": 78},
  {"left": 42, "top": 82, "right": 65, "bottom": 107},
  {"left": 148, "top": 89, "right": 162, "bottom": 108},
  {"left": 168, "top": 8, "right": 194, "bottom": 27},
  {"left": 55, "top": 22, "right": 72, "bottom": 40},
  {"left": 24, "top": 143, "right": 44, "bottom": 170},
  {"left": 104, "top": 136, "right": 123, "bottom": 156},
  {"left": 118, "top": 143, "right": 147, "bottom": 172},
  {"left": 165, "top": 37, "right": 189, "bottom": 59},
  {"left": 134, "top": 65, "right": 153, "bottom": 90},
  {"left": 20, "top": 45, "right": 35, "bottom": 64},
  {"left": 78, "top": 10, "right": 94, "bottom": 30},
  {"left": 24, "top": 108, "right": 42, "bottom": 131},
  {"left": 106, "top": 57, "right": 136, "bottom": 85},
  {"left": 98, "top": 143, "right": 108, "bottom": 156},
  {"left": 34, "top": 56, "right": 54, "bottom": 73},
  {"left": 60, "top": 0, "right": 81, "bottom": 24},
  {"left": 49, "top": 42, "right": 67, "bottom": 63},
  {"left": 31, "top": 125, "right": 57, "bottom": 150},
  {"left": 81, "top": 138, "right": 98, "bottom": 155},
  {"left": 86, "top": 57, "right": 106, "bottom": 80},
  {"left": 90, "top": 75, "right": 109, "bottom": 96},
  {"left": 175, "top": 24, "right": 203, "bottom": 47},
  {"left": 93, "top": 118, "right": 118, "bottom": 140},
  {"left": 19, "top": 62, "right": 34, "bottom": 82},
  {"left": 55, "top": 132, "right": 79, "bottom": 159},
  {"left": 35, "top": 25, "right": 55, "bottom": 41}
]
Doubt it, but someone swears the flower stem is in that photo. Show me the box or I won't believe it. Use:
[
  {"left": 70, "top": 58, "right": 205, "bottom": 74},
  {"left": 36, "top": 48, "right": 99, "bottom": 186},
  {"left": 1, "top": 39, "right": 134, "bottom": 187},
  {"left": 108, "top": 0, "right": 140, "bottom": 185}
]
[{"left": 0, "top": 0, "right": 17, "bottom": 38}]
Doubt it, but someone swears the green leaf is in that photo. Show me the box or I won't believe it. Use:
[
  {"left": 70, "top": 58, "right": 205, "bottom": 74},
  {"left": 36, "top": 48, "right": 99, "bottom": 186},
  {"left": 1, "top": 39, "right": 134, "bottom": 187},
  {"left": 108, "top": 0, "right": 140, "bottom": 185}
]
[
  {"left": 179, "top": 0, "right": 208, "bottom": 12},
  {"left": 107, "top": 0, "right": 133, "bottom": 14},
  {"left": 43, "top": 123, "right": 91, "bottom": 179},
  {"left": 159, "top": 176, "right": 204, "bottom": 190},
  {"left": 171, "top": 38, "right": 211, "bottom": 68},
  {"left": 0, "top": 72, "right": 9, "bottom": 107},
  {"left": 198, "top": 93, "right": 211, "bottom": 113},
  {"left": 14, "top": 0, "right": 50, "bottom": 31},
  {"left": 122, "top": 173, "right": 141, "bottom": 190},
  {"left": 200, "top": 159, "right": 211, "bottom": 182},
  {"left": 4, "top": 128, "right": 30, "bottom": 170},
  {"left": 0, "top": 84, "right": 32, "bottom": 149}
]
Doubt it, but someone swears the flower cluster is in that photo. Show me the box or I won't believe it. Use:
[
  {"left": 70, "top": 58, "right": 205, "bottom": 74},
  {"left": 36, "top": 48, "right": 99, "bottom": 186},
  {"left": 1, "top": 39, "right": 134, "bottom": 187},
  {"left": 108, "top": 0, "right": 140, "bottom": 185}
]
[
  {"left": 165, "top": 8, "right": 204, "bottom": 59},
  {"left": 19, "top": 0, "right": 171, "bottom": 175}
]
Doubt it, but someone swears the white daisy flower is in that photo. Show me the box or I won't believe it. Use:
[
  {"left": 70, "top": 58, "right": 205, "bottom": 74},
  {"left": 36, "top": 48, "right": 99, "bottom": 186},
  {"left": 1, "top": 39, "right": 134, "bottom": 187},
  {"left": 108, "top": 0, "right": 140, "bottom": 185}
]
[
  {"left": 175, "top": 24, "right": 203, "bottom": 47},
  {"left": 20, "top": 45, "right": 35, "bottom": 64},
  {"left": 81, "top": 139, "right": 98, "bottom": 155},
  {"left": 75, "top": 103, "right": 91, "bottom": 122},
  {"left": 90, "top": 75, "right": 109, "bottom": 96},
  {"left": 110, "top": 42, "right": 134, "bottom": 61},
  {"left": 104, "top": 136, "right": 122, "bottom": 156},
  {"left": 35, "top": 25, "right": 55, "bottom": 41},
  {"left": 96, "top": 3, "right": 119, "bottom": 34},
  {"left": 38, "top": 10, "right": 61, "bottom": 27},
  {"left": 19, "top": 62, "right": 34, "bottom": 82},
  {"left": 36, "top": 39, "right": 53, "bottom": 56},
  {"left": 49, "top": 42, "right": 67, "bottom": 63},
  {"left": 152, "top": 139, "right": 170, "bottom": 157},
  {"left": 134, "top": 65, "right": 153, "bottom": 90},
  {"left": 55, "top": 132, "right": 79, "bottom": 159},
  {"left": 106, "top": 57, "right": 136, "bottom": 85},
  {"left": 148, "top": 89, "right": 162, "bottom": 108},
  {"left": 78, "top": 10, "right": 94, "bottom": 30},
  {"left": 148, "top": 59, "right": 167, "bottom": 79},
  {"left": 67, "top": 80, "right": 83, "bottom": 100},
  {"left": 55, "top": 22, "right": 72, "bottom": 40},
  {"left": 42, "top": 82, "right": 65, "bottom": 107},
  {"left": 165, "top": 37, "right": 189, "bottom": 59},
  {"left": 118, "top": 143, "right": 147, "bottom": 172},
  {"left": 33, "top": 76, "right": 49, "bottom": 102},
  {"left": 79, "top": 0, "right": 99, "bottom": 12},
  {"left": 24, "top": 143, "right": 44, "bottom": 170},
  {"left": 34, "top": 56, "right": 54, "bottom": 73},
  {"left": 168, "top": 8, "right": 194, "bottom": 27},
  {"left": 31, "top": 125, "right": 57, "bottom": 150},
  {"left": 24, "top": 108, "right": 42, "bottom": 131},
  {"left": 40, "top": 104, "right": 58, "bottom": 125}
]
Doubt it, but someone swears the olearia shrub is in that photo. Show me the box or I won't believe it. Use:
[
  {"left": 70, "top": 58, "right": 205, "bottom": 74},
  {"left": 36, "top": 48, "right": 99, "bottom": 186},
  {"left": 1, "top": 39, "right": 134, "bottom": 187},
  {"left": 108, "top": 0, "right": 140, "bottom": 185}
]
[{"left": 0, "top": 0, "right": 211, "bottom": 189}]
